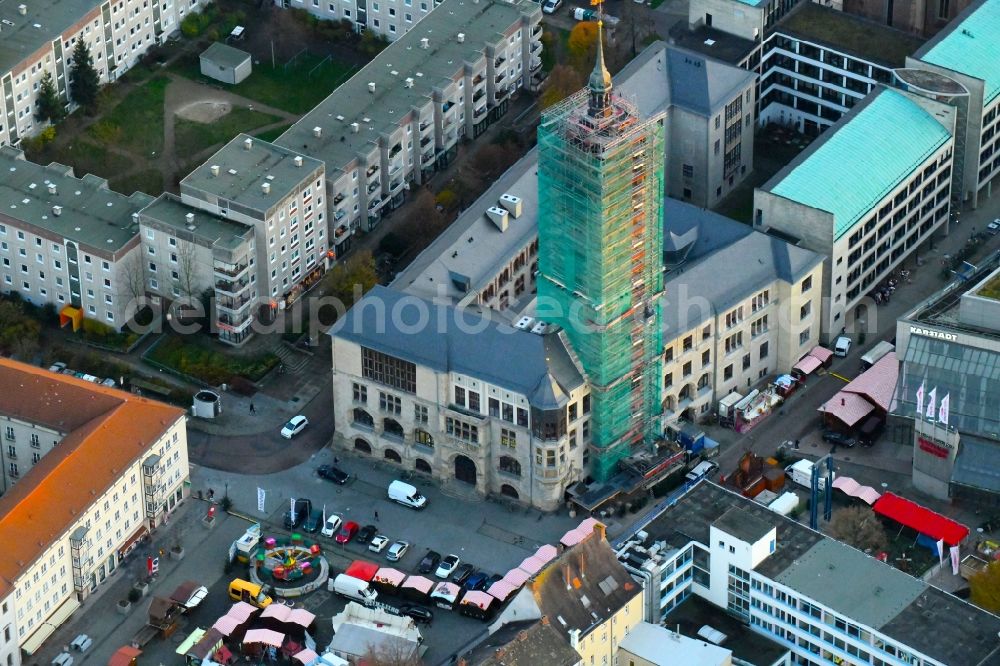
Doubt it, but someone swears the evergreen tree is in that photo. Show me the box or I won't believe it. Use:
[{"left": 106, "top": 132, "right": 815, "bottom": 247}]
[
  {"left": 69, "top": 41, "right": 100, "bottom": 113},
  {"left": 35, "top": 72, "right": 65, "bottom": 123}
]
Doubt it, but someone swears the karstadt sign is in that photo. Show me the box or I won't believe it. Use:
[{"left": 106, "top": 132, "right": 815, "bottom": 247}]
[{"left": 909, "top": 326, "right": 958, "bottom": 342}]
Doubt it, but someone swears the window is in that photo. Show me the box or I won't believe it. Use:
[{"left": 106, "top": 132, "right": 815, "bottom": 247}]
[
  {"left": 682, "top": 361, "right": 692, "bottom": 377},
  {"left": 683, "top": 335, "right": 693, "bottom": 351},
  {"left": 582, "top": 394, "right": 590, "bottom": 414},
  {"left": 454, "top": 386, "right": 466, "bottom": 407},
  {"left": 414, "top": 428, "right": 434, "bottom": 447},
  {"left": 742, "top": 354, "right": 751, "bottom": 370},
  {"left": 725, "top": 307, "right": 744, "bottom": 328},
  {"left": 799, "top": 302, "right": 811, "bottom": 320},
  {"left": 414, "top": 404, "right": 428, "bottom": 424},
  {"left": 724, "top": 365, "right": 733, "bottom": 381},
  {"left": 725, "top": 333, "right": 743, "bottom": 354},
  {"left": 702, "top": 350, "right": 710, "bottom": 367},
  {"left": 938, "top": 0, "right": 949, "bottom": 18},
  {"left": 702, "top": 325, "right": 711, "bottom": 340},
  {"left": 751, "top": 289, "right": 769, "bottom": 312},
  {"left": 799, "top": 329, "right": 810, "bottom": 345},
  {"left": 664, "top": 372, "right": 673, "bottom": 388},
  {"left": 352, "top": 383, "right": 367, "bottom": 403},
  {"left": 468, "top": 391, "right": 480, "bottom": 413},
  {"left": 361, "top": 346, "right": 416, "bottom": 393},
  {"left": 751, "top": 315, "right": 768, "bottom": 336},
  {"left": 445, "top": 417, "right": 478, "bottom": 443},
  {"left": 682, "top": 164, "right": 694, "bottom": 178},
  {"left": 501, "top": 428, "right": 516, "bottom": 448},
  {"left": 664, "top": 346, "right": 673, "bottom": 362},
  {"left": 801, "top": 275, "right": 813, "bottom": 292},
  {"left": 759, "top": 341, "right": 769, "bottom": 359}
]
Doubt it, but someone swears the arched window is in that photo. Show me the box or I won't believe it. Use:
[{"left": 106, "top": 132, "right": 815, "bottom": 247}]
[
  {"left": 500, "top": 484, "right": 519, "bottom": 499},
  {"left": 415, "top": 459, "right": 432, "bottom": 474},
  {"left": 383, "top": 418, "right": 404, "bottom": 439},
  {"left": 499, "top": 456, "right": 521, "bottom": 477},
  {"left": 697, "top": 374, "right": 710, "bottom": 390},
  {"left": 384, "top": 449, "right": 402, "bottom": 463},
  {"left": 414, "top": 429, "right": 434, "bottom": 447},
  {"left": 353, "top": 408, "right": 374, "bottom": 427},
  {"left": 354, "top": 438, "right": 372, "bottom": 454}
]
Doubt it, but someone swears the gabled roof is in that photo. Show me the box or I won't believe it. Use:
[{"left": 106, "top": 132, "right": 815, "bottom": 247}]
[
  {"left": 842, "top": 351, "right": 898, "bottom": 410},
  {"left": 0, "top": 360, "right": 184, "bottom": 596},
  {"left": 765, "top": 88, "right": 951, "bottom": 241},
  {"left": 915, "top": 0, "right": 1000, "bottom": 104},
  {"left": 464, "top": 619, "right": 582, "bottom": 666},
  {"left": 663, "top": 46, "right": 756, "bottom": 116},
  {"left": 199, "top": 42, "right": 251, "bottom": 69},
  {"left": 330, "top": 286, "right": 584, "bottom": 405}
]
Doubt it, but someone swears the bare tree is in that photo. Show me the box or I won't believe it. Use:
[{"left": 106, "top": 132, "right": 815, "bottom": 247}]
[
  {"left": 362, "top": 642, "right": 422, "bottom": 666},
  {"left": 177, "top": 241, "right": 202, "bottom": 307},
  {"left": 117, "top": 249, "right": 147, "bottom": 321},
  {"left": 827, "top": 506, "right": 889, "bottom": 554}
]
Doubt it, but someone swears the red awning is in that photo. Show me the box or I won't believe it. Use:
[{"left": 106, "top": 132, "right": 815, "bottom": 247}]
[
  {"left": 873, "top": 492, "right": 969, "bottom": 546},
  {"left": 794, "top": 355, "right": 822, "bottom": 375},
  {"left": 118, "top": 526, "right": 148, "bottom": 557},
  {"left": 344, "top": 560, "right": 379, "bottom": 582}
]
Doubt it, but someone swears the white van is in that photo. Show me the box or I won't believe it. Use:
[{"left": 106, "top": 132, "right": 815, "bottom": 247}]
[
  {"left": 388, "top": 480, "right": 427, "bottom": 509},
  {"left": 685, "top": 461, "right": 719, "bottom": 484},
  {"left": 785, "top": 459, "right": 833, "bottom": 490},
  {"left": 329, "top": 573, "right": 378, "bottom": 603},
  {"left": 860, "top": 340, "right": 895, "bottom": 370},
  {"left": 834, "top": 336, "right": 852, "bottom": 357}
]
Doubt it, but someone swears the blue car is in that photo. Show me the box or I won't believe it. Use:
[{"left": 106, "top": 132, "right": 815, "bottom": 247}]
[{"left": 463, "top": 571, "right": 490, "bottom": 591}]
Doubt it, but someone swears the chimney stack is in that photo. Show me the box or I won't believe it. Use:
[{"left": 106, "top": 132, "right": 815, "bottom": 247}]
[
  {"left": 293, "top": 155, "right": 303, "bottom": 167},
  {"left": 261, "top": 182, "right": 271, "bottom": 195},
  {"left": 243, "top": 137, "right": 253, "bottom": 150},
  {"left": 47, "top": 183, "right": 57, "bottom": 195},
  {"left": 52, "top": 205, "right": 62, "bottom": 217},
  {"left": 210, "top": 165, "right": 220, "bottom": 177},
  {"left": 18, "top": 4, "right": 26, "bottom": 15},
  {"left": 420, "top": 37, "right": 429, "bottom": 49},
  {"left": 185, "top": 212, "right": 195, "bottom": 224},
  {"left": 368, "top": 82, "right": 376, "bottom": 94},
  {"left": 313, "top": 126, "right": 322, "bottom": 138}
]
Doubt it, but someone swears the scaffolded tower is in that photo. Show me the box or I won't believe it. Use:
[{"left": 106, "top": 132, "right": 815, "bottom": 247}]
[{"left": 537, "top": 24, "right": 665, "bottom": 481}]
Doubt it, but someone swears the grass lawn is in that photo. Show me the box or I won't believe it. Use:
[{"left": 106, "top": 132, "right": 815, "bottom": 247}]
[
  {"left": 87, "top": 76, "right": 170, "bottom": 155},
  {"left": 146, "top": 333, "right": 280, "bottom": 385},
  {"left": 170, "top": 53, "right": 355, "bottom": 114},
  {"left": 174, "top": 107, "right": 281, "bottom": 157},
  {"left": 26, "top": 139, "right": 133, "bottom": 182},
  {"left": 254, "top": 123, "right": 293, "bottom": 142},
  {"left": 110, "top": 169, "right": 165, "bottom": 196}
]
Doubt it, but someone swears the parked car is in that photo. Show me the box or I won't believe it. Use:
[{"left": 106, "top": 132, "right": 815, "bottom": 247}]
[
  {"left": 302, "top": 509, "right": 324, "bottom": 533},
  {"left": 283, "top": 499, "right": 311, "bottom": 529},
  {"left": 418, "top": 551, "right": 441, "bottom": 574},
  {"left": 542, "top": 0, "right": 561, "bottom": 13},
  {"left": 321, "top": 514, "right": 343, "bottom": 538},
  {"left": 822, "top": 430, "right": 856, "bottom": 448},
  {"left": 485, "top": 573, "right": 503, "bottom": 589},
  {"left": 398, "top": 604, "right": 434, "bottom": 625},
  {"left": 280, "top": 415, "right": 309, "bottom": 439},
  {"left": 834, "top": 336, "right": 852, "bottom": 357},
  {"left": 451, "top": 563, "right": 474, "bottom": 585},
  {"left": 317, "top": 465, "right": 349, "bottom": 484},
  {"left": 356, "top": 524, "right": 378, "bottom": 544},
  {"left": 436, "top": 554, "right": 461, "bottom": 579},
  {"left": 336, "top": 521, "right": 360, "bottom": 544},
  {"left": 369, "top": 535, "right": 390, "bottom": 553},
  {"left": 48, "top": 362, "right": 67, "bottom": 373},
  {"left": 386, "top": 541, "right": 410, "bottom": 562},
  {"left": 988, "top": 219, "right": 1000, "bottom": 235},
  {"left": 464, "top": 572, "right": 489, "bottom": 591}
]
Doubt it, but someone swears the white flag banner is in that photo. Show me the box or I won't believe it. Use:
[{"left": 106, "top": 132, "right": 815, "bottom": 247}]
[
  {"left": 257, "top": 487, "right": 266, "bottom": 513},
  {"left": 925, "top": 387, "right": 937, "bottom": 420},
  {"left": 939, "top": 393, "right": 950, "bottom": 426},
  {"left": 950, "top": 545, "right": 961, "bottom": 576},
  {"left": 290, "top": 497, "right": 296, "bottom": 523},
  {"left": 936, "top": 538, "right": 945, "bottom": 565},
  {"left": 916, "top": 381, "right": 926, "bottom": 417}
]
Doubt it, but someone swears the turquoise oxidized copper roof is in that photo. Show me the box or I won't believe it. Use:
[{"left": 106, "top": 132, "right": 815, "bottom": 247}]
[
  {"left": 919, "top": 0, "right": 1000, "bottom": 104},
  {"left": 769, "top": 89, "right": 950, "bottom": 241}
]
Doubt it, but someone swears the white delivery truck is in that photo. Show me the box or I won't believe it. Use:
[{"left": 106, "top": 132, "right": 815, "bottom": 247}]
[
  {"left": 860, "top": 340, "right": 895, "bottom": 370},
  {"left": 388, "top": 480, "right": 427, "bottom": 509},
  {"left": 329, "top": 573, "right": 378, "bottom": 603},
  {"left": 785, "top": 459, "right": 834, "bottom": 490}
]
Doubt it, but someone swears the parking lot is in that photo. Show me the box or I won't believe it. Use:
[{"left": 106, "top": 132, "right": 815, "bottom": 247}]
[{"left": 60, "top": 450, "right": 582, "bottom": 666}]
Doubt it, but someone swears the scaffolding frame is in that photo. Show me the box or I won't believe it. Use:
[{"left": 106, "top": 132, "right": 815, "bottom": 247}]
[{"left": 538, "top": 89, "right": 665, "bottom": 481}]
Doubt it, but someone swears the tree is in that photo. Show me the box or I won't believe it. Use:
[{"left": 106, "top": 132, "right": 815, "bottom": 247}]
[
  {"left": 567, "top": 21, "right": 599, "bottom": 72},
  {"left": 827, "top": 506, "right": 888, "bottom": 554},
  {"left": 540, "top": 64, "right": 584, "bottom": 109},
  {"left": 472, "top": 142, "right": 518, "bottom": 180},
  {"left": 970, "top": 562, "right": 1000, "bottom": 613},
  {"left": 362, "top": 643, "right": 421, "bottom": 666},
  {"left": 69, "top": 41, "right": 100, "bottom": 114},
  {"left": 35, "top": 72, "right": 65, "bottom": 123},
  {"left": 395, "top": 189, "right": 445, "bottom": 248},
  {"left": 325, "top": 251, "right": 378, "bottom": 309},
  {"left": 118, "top": 250, "right": 148, "bottom": 325},
  {"left": 177, "top": 241, "right": 202, "bottom": 308}
]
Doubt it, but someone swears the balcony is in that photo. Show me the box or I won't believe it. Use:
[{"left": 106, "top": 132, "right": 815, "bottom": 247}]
[
  {"left": 217, "top": 292, "right": 253, "bottom": 313},
  {"left": 531, "top": 40, "right": 542, "bottom": 53},
  {"left": 215, "top": 276, "right": 250, "bottom": 294},
  {"left": 334, "top": 208, "right": 346, "bottom": 221},
  {"left": 421, "top": 150, "right": 435, "bottom": 166},
  {"left": 472, "top": 89, "right": 485, "bottom": 103},
  {"left": 473, "top": 73, "right": 485, "bottom": 86},
  {"left": 442, "top": 100, "right": 455, "bottom": 113},
  {"left": 494, "top": 55, "right": 506, "bottom": 68},
  {"left": 495, "top": 71, "right": 506, "bottom": 83},
  {"left": 366, "top": 164, "right": 379, "bottom": 177},
  {"left": 531, "top": 24, "right": 542, "bottom": 36},
  {"left": 367, "top": 181, "right": 381, "bottom": 194},
  {"left": 474, "top": 105, "right": 487, "bottom": 119},
  {"left": 213, "top": 260, "right": 249, "bottom": 279},
  {"left": 333, "top": 192, "right": 345, "bottom": 205},
  {"left": 530, "top": 58, "right": 542, "bottom": 73},
  {"left": 335, "top": 224, "right": 350, "bottom": 239},
  {"left": 218, "top": 311, "right": 253, "bottom": 331},
  {"left": 390, "top": 179, "right": 405, "bottom": 194},
  {"left": 369, "top": 197, "right": 385, "bottom": 212},
  {"left": 420, "top": 135, "right": 432, "bottom": 148},
  {"left": 388, "top": 144, "right": 402, "bottom": 159},
  {"left": 419, "top": 120, "right": 431, "bottom": 132}
]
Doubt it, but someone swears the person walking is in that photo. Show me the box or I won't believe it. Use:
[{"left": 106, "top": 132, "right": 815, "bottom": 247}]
[
  {"left": 249, "top": 402, "right": 256, "bottom": 415},
  {"left": 374, "top": 510, "right": 379, "bottom": 521}
]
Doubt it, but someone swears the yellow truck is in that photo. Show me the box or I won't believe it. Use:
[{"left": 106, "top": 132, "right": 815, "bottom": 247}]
[{"left": 228, "top": 579, "right": 273, "bottom": 608}]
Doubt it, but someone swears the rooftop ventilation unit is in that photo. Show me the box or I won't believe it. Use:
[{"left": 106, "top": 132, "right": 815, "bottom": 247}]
[
  {"left": 404, "top": 77, "right": 414, "bottom": 88},
  {"left": 47, "top": 183, "right": 57, "bottom": 195},
  {"left": 262, "top": 182, "right": 271, "bottom": 195},
  {"left": 498, "top": 193, "right": 522, "bottom": 218},
  {"left": 185, "top": 213, "right": 195, "bottom": 224},
  {"left": 350, "top": 122, "right": 360, "bottom": 133},
  {"left": 313, "top": 126, "right": 322, "bottom": 138},
  {"left": 336, "top": 115, "right": 345, "bottom": 121},
  {"left": 531, "top": 321, "right": 548, "bottom": 335},
  {"left": 293, "top": 155, "right": 303, "bottom": 167},
  {"left": 243, "top": 137, "right": 253, "bottom": 150},
  {"left": 515, "top": 316, "right": 534, "bottom": 330},
  {"left": 368, "top": 82, "right": 376, "bottom": 93},
  {"left": 210, "top": 165, "right": 220, "bottom": 177},
  {"left": 18, "top": 4, "right": 26, "bottom": 15},
  {"left": 52, "top": 205, "right": 62, "bottom": 216},
  {"left": 486, "top": 205, "right": 509, "bottom": 232},
  {"left": 457, "top": 32, "right": 465, "bottom": 43},
  {"left": 390, "top": 70, "right": 399, "bottom": 76},
  {"left": 420, "top": 37, "right": 429, "bottom": 49}
]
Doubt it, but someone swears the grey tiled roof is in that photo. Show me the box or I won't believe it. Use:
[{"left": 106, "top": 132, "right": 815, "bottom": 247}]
[
  {"left": 330, "top": 285, "right": 584, "bottom": 406},
  {"left": 463, "top": 619, "right": 582, "bottom": 666}
]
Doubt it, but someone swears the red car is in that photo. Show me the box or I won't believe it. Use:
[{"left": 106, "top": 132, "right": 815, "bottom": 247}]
[{"left": 336, "top": 521, "right": 360, "bottom": 544}]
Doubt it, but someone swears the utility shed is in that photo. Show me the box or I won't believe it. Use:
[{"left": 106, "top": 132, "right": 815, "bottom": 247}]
[{"left": 200, "top": 42, "right": 252, "bottom": 84}]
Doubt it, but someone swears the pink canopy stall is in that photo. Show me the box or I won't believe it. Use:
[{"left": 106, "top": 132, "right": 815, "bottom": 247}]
[
  {"left": 212, "top": 616, "right": 241, "bottom": 637},
  {"left": 487, "top": 579, "right": 518, "bottom": 601},
  {"left": 518, "top": 555, "right": 546, "bottom": 576},
  {"left": 260, "top": 604, "right": 316, "bottom": 628},
  {"left": 560, "top": 518, "right": 603, "bottom": 548},
  {"left": 534, "top": 544, "right": 557, "bottom": 565},
  {"left": 243, "top": 628, "right": 284, "bottom": 647},
  {"left": 227, "top": 601, "right": 259, "bottom": 623},
  {"left": 293, "top": 649, "right": 319, "bottom": 664},
  {"left": 502, "top": 568, "right": 529, "bottom": 587},
  {"left": 374, "top": 568, "right": 407, "bottom": 586}
]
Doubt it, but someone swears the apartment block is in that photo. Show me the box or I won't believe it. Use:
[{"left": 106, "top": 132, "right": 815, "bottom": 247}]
[
  {"left": 329, "top": 286, "right": 590, "bottom": 511},
  {"left": 615, "top": 481, "right": 1000, "bottom": 666},
  {"left": 659, "top": 200, "right": 823, "bottom": 426},
  {"left": 0, "top": 359, "right": 189, "bottom": 664},
  {"left": 759, "top": 2, "right": 925, "bottom": 134},
  {"left": 179, "top": 135, "right": 328, "bottom": 322},
  {"left": 138, "top": 194, "right": 257, "bottom": 344},
  {"left": 0, "top": 0, "right": 208, "bottom": 147},
  {"left": 754, "top": 88, "right": 955, "bottom": 341},
  {"left": 844, "top": 0, "right": 974, "bottom": 37},
  {"left": 0, "top": 146, "right": 153, "bottom": 328},
  {"left": 279, "top": 0, "right": 441, "bottom": 41},
  {"left": 275, "top": 0, "right": 543, "bottom": 258},
  {"left": 906, "top": 0, "right": 1000, "bottom": 208}
]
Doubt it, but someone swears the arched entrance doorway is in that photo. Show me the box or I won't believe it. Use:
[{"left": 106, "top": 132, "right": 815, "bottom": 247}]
[
  {"left": 454, "top": 455, "right": 477, "bottom": 484},
  {"left": 384, "top": 449, "right": 402, "bottom": 463},
  {"left": 354, "top": 438, "right": 372, "bottom": 454},
  {"left": 500, "top": 484, "right": 519, "bottom": 499},
  {"left": 415, "top": 459, "right": 432, "bottom": 474}
]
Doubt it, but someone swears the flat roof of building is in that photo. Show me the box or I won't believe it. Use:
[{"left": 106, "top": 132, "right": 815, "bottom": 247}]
[
  {"left": 663, "top": 594, "right": 788, "bottom": 665},
  {"left": 619, "top": 622, "right": 731, "bottom": 665},
  {"left": 0, "top": 147, "right": 152, "bottom": 253},
  {"left": 181, "top": 135, "right": 321, "bottom": 214},
  {"left": 0, "top": 0, "right": 100, "bottom": 75},
  {"left": 199, "top": 42, "right": 251, "bottom": 68},
  {"left": 642, "top": 481, "right": 1000, "bottom": 665},
  {"left": 329, "top": 285, "right": 584, "bottom": 406},
  {"left": 276, "top": 0, "right": 538, "bottom": 173},
  {"left": 666, "top": 23, "right": 757, "bottom": 66},
  {"left": 139, "top": 194, "right": 253, "bottom": 253},
  {"left": 712, "top": 506, "right": 774, "bottom": 544},
  {"left": 764, "top": 88, "right": 951, "bottom": 241},
  {"left": 776, "top": 2, "right": 925, "bottom": 67},
  {"left": 914, "top": 0, "right": 1000, "bottom": 105},
  {"left": 0, "top": 359, "right": 184, "bottom": 597}
]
